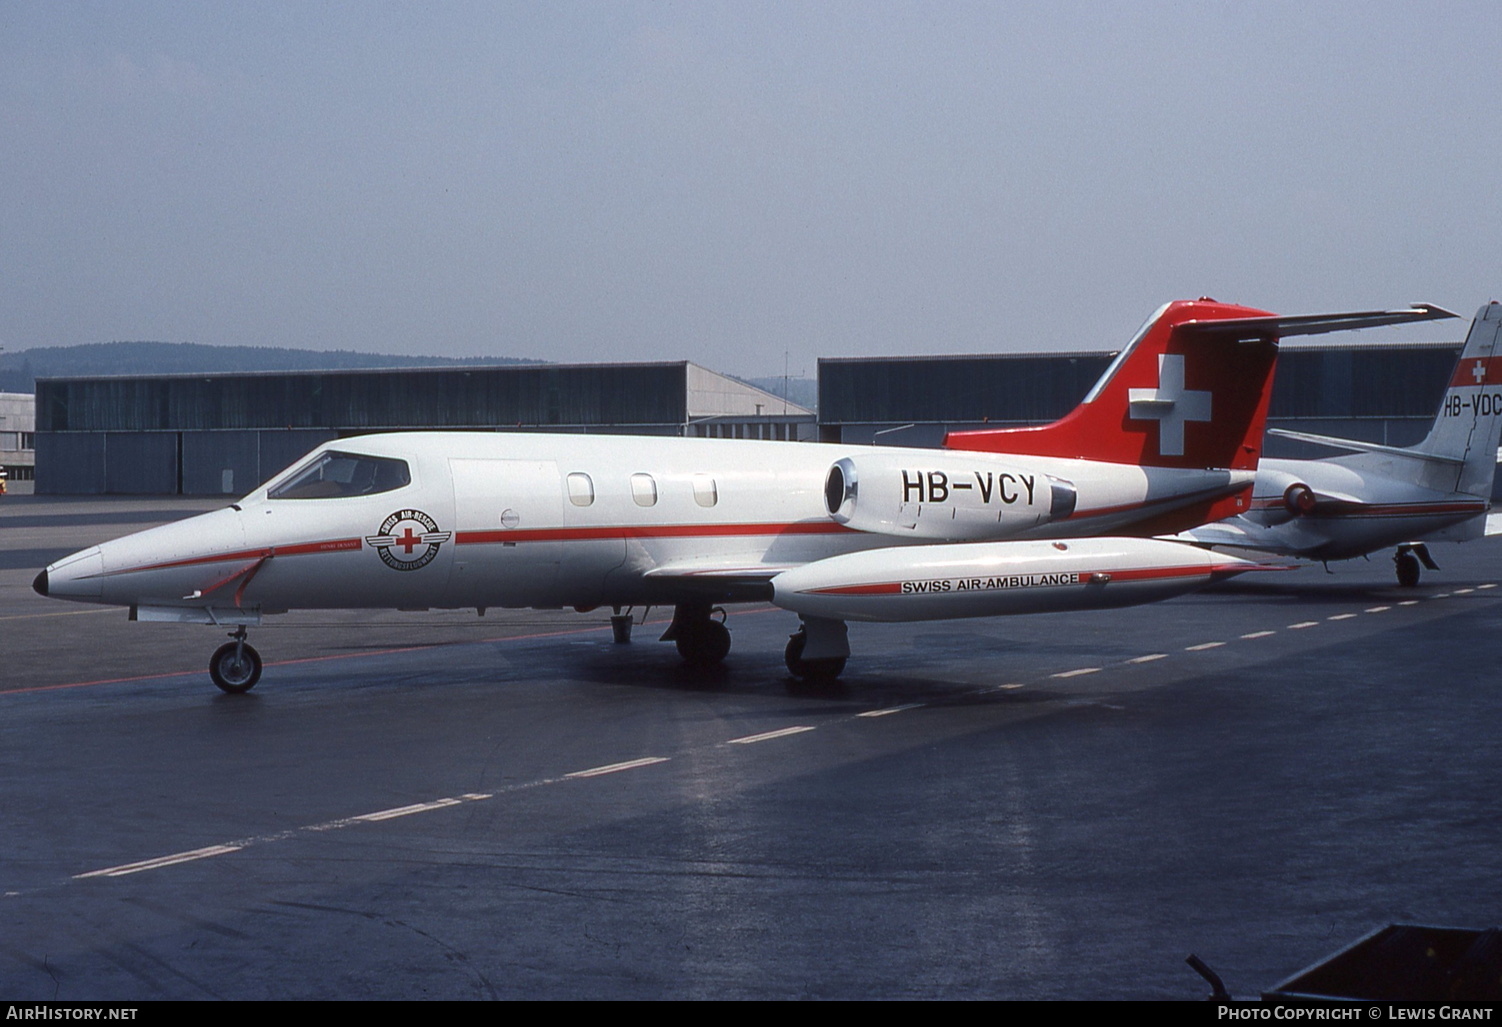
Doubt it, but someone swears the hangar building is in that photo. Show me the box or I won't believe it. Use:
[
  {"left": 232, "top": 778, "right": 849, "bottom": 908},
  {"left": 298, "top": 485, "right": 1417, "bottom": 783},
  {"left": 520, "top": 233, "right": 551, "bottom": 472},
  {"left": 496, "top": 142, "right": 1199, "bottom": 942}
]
[
  {"left": 35, "top": 361, "right": 814, "bottom": 495},
  {"left": 817, "top": 342, "right": 1463, "bottom": 457},
  {"left": 0, "top": 392, "right": 36, "bottom": 491},
  {"left": 31, "top": 341, "right": 1471, "bottom": 496}
]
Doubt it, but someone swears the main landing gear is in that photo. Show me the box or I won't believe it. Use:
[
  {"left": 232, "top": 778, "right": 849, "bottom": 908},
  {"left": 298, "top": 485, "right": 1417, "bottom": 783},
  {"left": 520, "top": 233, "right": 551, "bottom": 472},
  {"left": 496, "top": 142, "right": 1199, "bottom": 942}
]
[
  {"left": 1394, "top": 543, "right": 1438, "bottom": 588},
  {"left": 209, "top": 626, "right": 262, "bottom": 694},
  {"left": 784, "top": 617, "right": 849, "bottom": 684},
  {"left": 661, "top": 603, "right": 732, "bottom": 668}
]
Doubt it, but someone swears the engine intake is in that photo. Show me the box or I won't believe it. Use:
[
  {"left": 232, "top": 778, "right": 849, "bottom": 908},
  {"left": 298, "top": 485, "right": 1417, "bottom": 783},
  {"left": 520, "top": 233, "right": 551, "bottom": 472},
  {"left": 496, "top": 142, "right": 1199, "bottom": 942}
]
[{"left": 823, "top": 453, "right": 1072, "bottom": 541}]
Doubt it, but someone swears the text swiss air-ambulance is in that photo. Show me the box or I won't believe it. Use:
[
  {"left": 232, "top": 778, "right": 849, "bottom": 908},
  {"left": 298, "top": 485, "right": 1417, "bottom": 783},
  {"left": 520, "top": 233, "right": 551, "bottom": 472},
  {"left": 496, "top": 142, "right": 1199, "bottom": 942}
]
[
  {"left": 33, "top": 300, "right": 1452, "bottom": 693},
  {"left": 1176, "top": 302, "right": 1502, "bottom": 585}
]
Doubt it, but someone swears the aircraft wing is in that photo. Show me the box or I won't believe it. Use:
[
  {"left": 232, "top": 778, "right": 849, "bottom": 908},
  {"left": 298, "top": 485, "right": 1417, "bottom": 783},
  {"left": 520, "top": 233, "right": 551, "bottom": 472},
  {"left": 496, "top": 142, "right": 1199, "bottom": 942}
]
[
  {"left": 641, "top": 560, "right": 796, "bottom": 602},
  {"left": 1169, "top": 521, "right": 1291, "bottom": 553}
]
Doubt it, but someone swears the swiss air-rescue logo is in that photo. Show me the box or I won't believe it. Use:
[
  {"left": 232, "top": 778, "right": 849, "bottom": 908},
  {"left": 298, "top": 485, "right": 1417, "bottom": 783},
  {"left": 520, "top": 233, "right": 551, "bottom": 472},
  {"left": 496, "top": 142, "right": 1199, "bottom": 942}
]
[
  {"left": 365, "top": 509, "right": 452, "bottom": 571},
  {"left": 1127, "top": 353, "right": 1212, "bottom": 457}
]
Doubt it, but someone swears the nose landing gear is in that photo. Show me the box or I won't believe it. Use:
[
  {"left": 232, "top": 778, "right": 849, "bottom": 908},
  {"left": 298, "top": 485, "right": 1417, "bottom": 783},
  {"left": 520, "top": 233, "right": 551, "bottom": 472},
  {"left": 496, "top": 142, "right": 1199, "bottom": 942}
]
[{"left": 210, "top": 626, "right": 262, "bottom": 694}]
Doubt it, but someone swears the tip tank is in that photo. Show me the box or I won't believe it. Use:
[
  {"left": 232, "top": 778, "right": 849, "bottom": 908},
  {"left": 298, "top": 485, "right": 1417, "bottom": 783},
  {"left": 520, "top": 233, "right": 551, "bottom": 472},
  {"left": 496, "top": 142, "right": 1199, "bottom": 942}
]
[{"left": 770, "top": 536, "right": 1268, "bottom": 623}]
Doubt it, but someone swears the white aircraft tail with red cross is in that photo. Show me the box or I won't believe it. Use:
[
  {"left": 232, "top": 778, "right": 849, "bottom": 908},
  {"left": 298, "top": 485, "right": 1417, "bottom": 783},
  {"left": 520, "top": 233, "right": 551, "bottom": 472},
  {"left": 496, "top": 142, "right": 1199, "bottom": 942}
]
[{"left": 1260, "top": 303, "right": 1502, "bottom": 504}]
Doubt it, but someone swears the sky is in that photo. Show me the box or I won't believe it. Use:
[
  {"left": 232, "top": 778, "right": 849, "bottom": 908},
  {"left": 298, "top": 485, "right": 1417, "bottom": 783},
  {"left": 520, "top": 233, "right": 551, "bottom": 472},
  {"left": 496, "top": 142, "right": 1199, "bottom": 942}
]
[{"left": 2, "top": 1, "right": 1498, "bottom": 378}]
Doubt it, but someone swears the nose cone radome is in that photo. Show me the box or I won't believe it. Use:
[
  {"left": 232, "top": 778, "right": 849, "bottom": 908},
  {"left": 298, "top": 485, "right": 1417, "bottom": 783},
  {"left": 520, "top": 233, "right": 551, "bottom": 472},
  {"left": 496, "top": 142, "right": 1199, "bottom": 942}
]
[{"left": 38, "top": 545, "right": 104, "bottom": 600}]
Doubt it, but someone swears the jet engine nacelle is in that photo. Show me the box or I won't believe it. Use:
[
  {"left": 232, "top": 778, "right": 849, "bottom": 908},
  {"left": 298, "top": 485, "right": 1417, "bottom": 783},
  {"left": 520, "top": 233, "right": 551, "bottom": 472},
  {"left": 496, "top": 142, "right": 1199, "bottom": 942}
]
[
  {"left": 823, "top": 454, "right": 1077, "bottom": 541},
  {"left": 1253, "top": 469, "right": 1318, "bottom": 525},
  {"left": 771, "top": 536, "right": 1262, "bottom": 623}
]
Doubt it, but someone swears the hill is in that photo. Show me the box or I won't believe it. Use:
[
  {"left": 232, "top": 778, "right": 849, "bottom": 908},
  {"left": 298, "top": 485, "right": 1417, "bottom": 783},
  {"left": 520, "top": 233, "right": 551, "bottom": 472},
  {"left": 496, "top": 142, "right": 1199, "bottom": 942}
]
[{"left": 0, "top": 341, "right": 539, "bottom": 393}]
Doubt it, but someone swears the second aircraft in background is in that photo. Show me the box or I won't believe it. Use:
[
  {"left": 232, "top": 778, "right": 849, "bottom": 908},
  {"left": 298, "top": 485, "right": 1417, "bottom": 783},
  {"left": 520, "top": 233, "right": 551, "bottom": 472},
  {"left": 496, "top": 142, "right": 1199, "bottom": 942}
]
[{"left": 1176, "top": 302, "right": 1502, "bottom": 585}]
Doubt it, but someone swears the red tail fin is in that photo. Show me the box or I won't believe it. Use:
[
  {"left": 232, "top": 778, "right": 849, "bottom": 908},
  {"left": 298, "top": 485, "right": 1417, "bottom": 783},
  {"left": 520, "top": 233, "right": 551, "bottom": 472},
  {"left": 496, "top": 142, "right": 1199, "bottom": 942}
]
[{"left": 945, "top": 299, "right": 1279, "bottom": 471}]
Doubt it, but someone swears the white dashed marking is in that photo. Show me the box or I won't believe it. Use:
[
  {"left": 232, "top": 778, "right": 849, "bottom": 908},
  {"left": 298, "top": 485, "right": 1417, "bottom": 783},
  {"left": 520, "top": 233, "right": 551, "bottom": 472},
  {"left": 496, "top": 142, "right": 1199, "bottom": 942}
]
[
  {"left": 857, "top": 703, "right": 926, "bottom": 718},
  {"left": 1288, "top": 621, "right": 1320, "bottom": 629},
  {"left": 1365, "top": 606, "right": 1390, "bottom": 613},
  {"left": 728, "top": 726, "right": 816, "bottom": 744},
  {"left": 352, "top": 798, "right": 464, "bottom": 822},
  {"left": 1186, "top": 642, "right": 1224, "bottom": 651},
  {"left": 1052, "top": 668, "right": 1101, "bottom": 679},
  {"left": 567, "top": 757, "right": 670, "bottom": 778},
  {"left": 1241, "top": 631, "right": 1275, "bottom": 640},
  {"left": 1128, "top": 653, "right": 1168, "bottom": 664},
  {"left": 76, "top": 845, "right": 243, "bottom": 879},
  {"left": 1328, "top": 614, "right": 1358, "bottom": 621}
]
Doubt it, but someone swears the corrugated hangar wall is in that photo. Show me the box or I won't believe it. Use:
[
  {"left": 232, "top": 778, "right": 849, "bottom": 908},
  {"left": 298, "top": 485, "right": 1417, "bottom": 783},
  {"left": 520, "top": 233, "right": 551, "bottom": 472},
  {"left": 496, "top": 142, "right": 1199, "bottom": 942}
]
[
  {"left": 33, "top": 345, "right": 1468, "bottom": 494},
  {"left": 34, "top": 363, "right": 695, "bottom": 495},
  {"left": 817, "top": 345, "right": 1464, "bottom": 449}
]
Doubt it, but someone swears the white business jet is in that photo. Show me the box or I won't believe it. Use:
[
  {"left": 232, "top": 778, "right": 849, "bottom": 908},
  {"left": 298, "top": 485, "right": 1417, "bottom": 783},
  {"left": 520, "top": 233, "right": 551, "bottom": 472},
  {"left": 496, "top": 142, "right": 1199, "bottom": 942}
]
[
  {"left": 33, "top": 300, "right": 1451, "bottom": 692},
  {"left": 1176, "top": 302, "right": 1502, "bottom": 585}
]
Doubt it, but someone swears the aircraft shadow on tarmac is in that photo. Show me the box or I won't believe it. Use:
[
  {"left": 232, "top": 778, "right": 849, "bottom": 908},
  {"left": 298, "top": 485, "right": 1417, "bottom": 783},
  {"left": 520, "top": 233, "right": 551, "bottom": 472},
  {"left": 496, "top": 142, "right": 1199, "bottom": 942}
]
[
  {"left": 554, "top": 635, "right": 1076, "bottom": 708},
  {"left": 1202, "top": 576, "right": 1445, "bottom": 603}
]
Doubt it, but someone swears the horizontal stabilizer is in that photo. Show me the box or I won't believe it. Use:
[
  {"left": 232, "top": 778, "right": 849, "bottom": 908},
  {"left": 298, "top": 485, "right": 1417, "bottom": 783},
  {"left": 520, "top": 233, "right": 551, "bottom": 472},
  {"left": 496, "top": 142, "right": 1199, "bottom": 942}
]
[
  {"left": 1266, "top": 428, "right": 1466, "bottom": 465},
  {"left": 1179, "top": 304, "right": 1457, "bottom": 340}
]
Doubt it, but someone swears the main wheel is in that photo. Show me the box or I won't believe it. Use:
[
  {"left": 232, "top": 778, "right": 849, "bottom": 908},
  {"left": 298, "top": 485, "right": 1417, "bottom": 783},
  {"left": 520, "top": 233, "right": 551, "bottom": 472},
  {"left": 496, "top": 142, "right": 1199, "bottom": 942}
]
[
  {"left": 675, "top": 619, "right": 731, "bottom": 667},
  {"left": 210, "top": 641, "right": 262, "bottom": 694},
  {"left": 784, "top": 631, "right": 846, "bottom": 682},
  {"left": 1395, "top": 550, "right": 1421, "bottom": 588}
]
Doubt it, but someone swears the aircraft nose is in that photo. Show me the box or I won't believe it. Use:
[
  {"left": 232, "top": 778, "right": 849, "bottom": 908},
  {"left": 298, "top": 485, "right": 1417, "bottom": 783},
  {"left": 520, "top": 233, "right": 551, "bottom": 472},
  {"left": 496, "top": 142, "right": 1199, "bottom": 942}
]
[{"left": 38, "top": 545, "right": 104, "bottom": 600}]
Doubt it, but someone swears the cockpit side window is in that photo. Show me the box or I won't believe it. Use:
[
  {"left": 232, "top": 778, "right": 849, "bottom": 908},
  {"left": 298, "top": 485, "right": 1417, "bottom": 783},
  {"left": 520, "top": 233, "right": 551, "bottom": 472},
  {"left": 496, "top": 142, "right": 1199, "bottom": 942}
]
[{"left": 268, "top": 451, "right": 411, "bottom": 500}]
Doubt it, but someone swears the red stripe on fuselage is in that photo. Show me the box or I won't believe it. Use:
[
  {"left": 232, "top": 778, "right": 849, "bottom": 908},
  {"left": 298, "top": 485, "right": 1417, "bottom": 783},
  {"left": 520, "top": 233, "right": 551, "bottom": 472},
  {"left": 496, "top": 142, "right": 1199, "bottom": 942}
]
[
  {"left": 455, "top": 521, "right": 857, "bottom": 545},
  {"left": 97, "top": 537, "right": 364, "bottom": 577},
  {"left": 96, "top": 523, "right": 851, "bottom": 578}
]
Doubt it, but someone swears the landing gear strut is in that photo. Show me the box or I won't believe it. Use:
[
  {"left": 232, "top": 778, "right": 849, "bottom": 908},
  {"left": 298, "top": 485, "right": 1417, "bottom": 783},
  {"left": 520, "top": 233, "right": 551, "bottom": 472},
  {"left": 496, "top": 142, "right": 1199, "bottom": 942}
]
[
  {"left": 785, "top": 632, "right": 846, "bottom": 683},
  {"left": 662, "top": 603, "right": 731, "bottom": 668},
  {"left": 784, "top": 617, "right": 849, "bottom": 683},
  {"left": 209, "top": 626, "right": 262, "bottom": 694}
]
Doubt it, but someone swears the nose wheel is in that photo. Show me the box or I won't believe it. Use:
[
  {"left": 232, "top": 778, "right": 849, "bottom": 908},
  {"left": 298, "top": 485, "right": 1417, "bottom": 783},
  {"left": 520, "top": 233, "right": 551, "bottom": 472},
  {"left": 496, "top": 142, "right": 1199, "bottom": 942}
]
[{"left": 209, "top": 627, "right": 262, "bottom": 694}]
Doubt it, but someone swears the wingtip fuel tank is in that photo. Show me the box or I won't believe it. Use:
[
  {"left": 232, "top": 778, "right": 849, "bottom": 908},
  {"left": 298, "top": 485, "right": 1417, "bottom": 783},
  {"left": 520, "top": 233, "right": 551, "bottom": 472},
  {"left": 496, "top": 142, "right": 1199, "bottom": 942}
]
[{"left": 770, "top": 536, "right": 1266, "bottom": 622}]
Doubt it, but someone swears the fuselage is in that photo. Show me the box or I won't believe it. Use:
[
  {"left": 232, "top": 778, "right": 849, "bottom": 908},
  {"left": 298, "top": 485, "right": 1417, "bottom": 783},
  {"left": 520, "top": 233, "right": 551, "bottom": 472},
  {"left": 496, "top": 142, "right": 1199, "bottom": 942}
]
[
  {"left": 37, "top": 431, "right": 1254, "bottom": 618},
  {"left": 1236, "top": 455, "right": 1490, "bottom": 561}
]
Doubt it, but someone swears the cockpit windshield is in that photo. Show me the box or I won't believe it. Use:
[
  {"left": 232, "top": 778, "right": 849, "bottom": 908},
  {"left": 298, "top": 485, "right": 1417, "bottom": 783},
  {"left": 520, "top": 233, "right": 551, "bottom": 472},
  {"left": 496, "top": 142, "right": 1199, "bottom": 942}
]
[{"left": 268, "top": 451, "right": 411, "bottom": 500}]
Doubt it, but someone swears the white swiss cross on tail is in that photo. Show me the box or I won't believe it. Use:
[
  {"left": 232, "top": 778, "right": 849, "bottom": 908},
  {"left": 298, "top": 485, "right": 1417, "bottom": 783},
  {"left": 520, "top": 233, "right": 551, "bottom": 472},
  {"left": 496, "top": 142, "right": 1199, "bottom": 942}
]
[{"left": 1127, "top": 353, "right": 1212, "bottom": 457}]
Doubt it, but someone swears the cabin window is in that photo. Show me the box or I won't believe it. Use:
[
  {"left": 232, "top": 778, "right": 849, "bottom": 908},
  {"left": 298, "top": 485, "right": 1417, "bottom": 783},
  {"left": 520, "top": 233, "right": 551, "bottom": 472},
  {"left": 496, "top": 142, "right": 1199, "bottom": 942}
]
[
  {"left": 268, "top": 451, "right": 410, "bottom": 500},
  {"left": 692, "top": 474, "right": 718, "bottom": 507},
  {"left": 630, "top": 473, "right": 657, "bottom": 507},
  {"left": 566, "top": 472, "right": 594, "bottom": 507}
]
